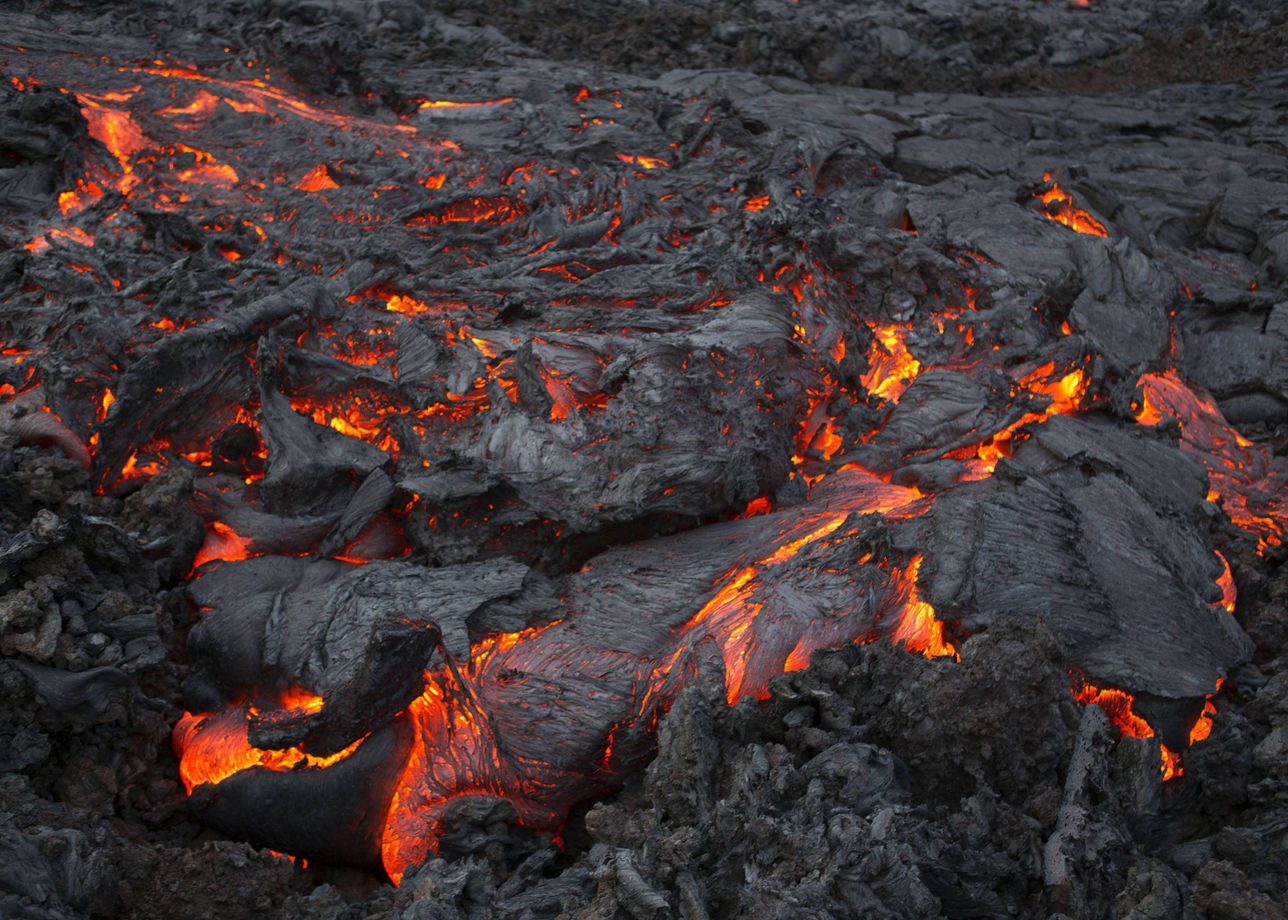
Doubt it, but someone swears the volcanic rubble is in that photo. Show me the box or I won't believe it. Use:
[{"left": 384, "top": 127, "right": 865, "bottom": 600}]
[{"left": 3, "top": 0, "right": 1288, "bottom": 917}]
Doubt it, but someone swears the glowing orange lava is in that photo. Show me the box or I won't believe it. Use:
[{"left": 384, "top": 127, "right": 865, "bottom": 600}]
[
  {"left": 1134, "top": 371, "right": 1284, "bottom": 552},
  {"left": 297, "top": 164, "right": 339, "bottom": 191},
  {"left": 1036, "top": 172, "right": 1107, "bottom": 237},
  {"left": 891, "top": 556, "right": 957, "bottom": 659},
  {"left": 174, "top": 703, "right": 366, "bottom": 794},
  {"left": 21, "top": 55, "right": 1269, "bottom": 886},
  {"left": 949, "top": 362, "right": 1088, "bottom": 481},
  {"left": 861, "top": 324, "right": 921, "bottom": 402},
  {"left": 192, "top": 521, "right": 252, "bottom": 569},
  {"left": 1072, "top": 672, "right": 1224, "bottom": 781},
  {"left": 616, "top": 154, "right": 669, "bottom": 170}
]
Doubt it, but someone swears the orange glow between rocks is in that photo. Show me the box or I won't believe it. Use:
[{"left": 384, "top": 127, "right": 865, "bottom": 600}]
[
  {"left": 276, "top": 686, "right": 326, "bottom": 713},
  {"left": 299, "top": 403, "right": 399, "bottom": 453},
  {"left": 538, "top": 367, "right": 579, "bottom": 420},
  {"left": 119, "top": 452, "right": 162, "bottom": 479},
  {"left": 297, "top": 164, "right": 339, "bottom": 191},
  {"left": 616, "top": 153, "right": 669, "bottom": 170},
  {"left": 1036, "top": 172, "right": 1108, "bottom": 236},
  {"left": 409, "top": 196, "right": 520, "bottom": 225},
  {"left": 418, "top": 97, "right": 514, "bottom": 110},
  {"left": 950, "top": 363, "right": 1088, "bottom": 481},
  {"left": 381, "top": 293, "right": 431, "bottom": 315},
  {"left": 1214, "top": 551, "right": 1236, "bottom": 615},
  {"left": 861, "top": 323, "right": 921, "bottom": 402},
  {"left": 174, "top": 703, "right": 367, "bottom": 795},
  {"left": 891, "top": 556, "right": 957, "bottom": 660},
  {"left": 1134, "top": 371, "right": 1283, "bottom": 552},
  {"left": 157, "top": 89, "right": 222, "bottom": 119},
  {"left": 58, "top": 179, "right": 104, "bottom": 216},
  {"left": 1072, "top": 678, "right": 1181, "bottom": 778},
  {"left": 192, "top": 521, "right": 252, "bottom": 569},
  {"left": 1072, "top": 669, "right": 1225, "bottom": 781},
  {"left": 23, "top": 56, "right": 1271, "bottom": 884},
  {"left": 78, "top": 97, "right": 149, "bottom": 194},
  {"left": 177, "top": 162, "right": 239, "bottom": 185},
  {"left": 1189, "top": 697, "right": 1218, "bottom": 745}
]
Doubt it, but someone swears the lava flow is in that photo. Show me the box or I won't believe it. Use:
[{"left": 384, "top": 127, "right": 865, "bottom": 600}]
[
  {"left": 1036, "top": 172, "right": 1108, "bottom": 237},
  {"left": 1133, "top": 370, "right": 1286, "bottom": 553},
  {"left": 1, "top": 44, "right": 1271, "bottom": 886}
]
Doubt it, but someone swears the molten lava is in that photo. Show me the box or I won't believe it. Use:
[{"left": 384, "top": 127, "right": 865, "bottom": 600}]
[
  {"left": 174, "top": 701, "right": 367, "bottom": 794},
  {"left": 1070, "top": 677, "right": 1186, "bottom": 779},
  {"left": 891, "top": 557, "right": 957, "bottom": 660},
  {"left": 1134, "top": 371, "right": 1284, "bottom": 552},
  {"left": 862, "top": 324, "right": 922, "bottom": 402},
  {"left": 6, "top": 48, "right": 1276, "bottom": 886},
  {"left": 1036, "top": 172, "right": 1108, "bottom": 236}
]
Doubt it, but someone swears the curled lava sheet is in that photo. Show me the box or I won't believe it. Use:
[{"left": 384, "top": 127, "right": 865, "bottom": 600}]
[{"left": 2, "top": 31, "right": 1282, "bottom": 886}]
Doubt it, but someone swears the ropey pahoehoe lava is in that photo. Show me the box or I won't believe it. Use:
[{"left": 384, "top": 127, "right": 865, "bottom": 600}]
[{"left": 1, "top": 20, "right": 1283, "bottom": 890}]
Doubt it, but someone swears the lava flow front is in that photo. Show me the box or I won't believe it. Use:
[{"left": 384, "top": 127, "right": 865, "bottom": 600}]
[{"left": 0, "top": 42, "right": 1270, "bottom": 885}]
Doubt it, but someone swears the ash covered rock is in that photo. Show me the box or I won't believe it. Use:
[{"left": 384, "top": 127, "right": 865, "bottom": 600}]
[
  {"left": 0, "top": 810, "right": 117, "bottom": 920},
  {"left": 119, "top": 467, "right": 207, "bottom": 587},
  {"left": 0, "top": 446, "right": 176, "bottom": 675}
]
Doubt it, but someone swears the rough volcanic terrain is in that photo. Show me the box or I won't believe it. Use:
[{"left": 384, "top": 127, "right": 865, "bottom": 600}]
[{"left": 3, "top": 1, "right": 1288, "bottom": 919}]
